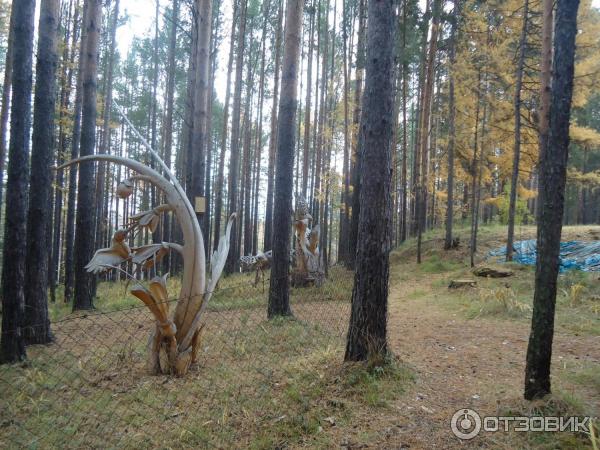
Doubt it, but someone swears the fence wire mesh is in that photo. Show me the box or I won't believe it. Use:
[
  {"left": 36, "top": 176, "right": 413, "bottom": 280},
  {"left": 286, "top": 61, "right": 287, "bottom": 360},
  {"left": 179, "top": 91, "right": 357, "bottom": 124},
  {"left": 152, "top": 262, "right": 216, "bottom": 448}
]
[{"left": 0, "top": 267, "right": 354, "bottom": 449}]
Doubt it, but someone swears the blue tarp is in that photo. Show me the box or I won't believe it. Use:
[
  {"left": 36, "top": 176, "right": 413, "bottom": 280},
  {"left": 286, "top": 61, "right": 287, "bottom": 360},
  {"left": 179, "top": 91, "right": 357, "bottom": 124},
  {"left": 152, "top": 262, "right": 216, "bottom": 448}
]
[{"left": 489, "top": 240, "right": 600, "bottom": 272}]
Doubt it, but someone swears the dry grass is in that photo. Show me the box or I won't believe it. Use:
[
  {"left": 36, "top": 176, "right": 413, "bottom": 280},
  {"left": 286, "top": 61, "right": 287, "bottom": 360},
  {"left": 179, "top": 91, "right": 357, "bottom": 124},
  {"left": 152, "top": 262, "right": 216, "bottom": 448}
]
[
  {"left": 1, "top": 266, "right": 415, "bottom": 449},
  {"left": 2, "top": 225, "right": 600, "bottom": 448}
]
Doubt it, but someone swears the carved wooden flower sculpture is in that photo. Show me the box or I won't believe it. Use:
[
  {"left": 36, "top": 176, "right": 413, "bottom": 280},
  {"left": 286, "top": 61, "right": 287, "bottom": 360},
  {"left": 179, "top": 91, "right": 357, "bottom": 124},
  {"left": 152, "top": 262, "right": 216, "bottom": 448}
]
[
  {"left": 59, "top": 149, "right": 235, "bottom": 376},
  {"left": 116, "top": 178, "right": 134, "bottom": 199},
  {"left": 85, "top": 229, "right": 132, "bottom": 274},
  {"left": 129, "top": 204, "right": 172, "bottom": 233}
]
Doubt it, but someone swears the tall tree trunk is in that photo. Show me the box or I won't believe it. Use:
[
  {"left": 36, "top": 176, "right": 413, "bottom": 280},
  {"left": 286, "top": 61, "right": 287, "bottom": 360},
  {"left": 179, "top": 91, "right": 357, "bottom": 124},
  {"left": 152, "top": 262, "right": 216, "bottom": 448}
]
[
  {"left": 338, "top": 0, "right": 350, "bottom": 263},
  {"left": 95, "top": 0, "right": 119, "bottom": 252},
  {"left": 1, "top": 0, "right": 36, "bottom": 363},
  {"left": 191, "top": 0, "right": 212, "bottom": 233},
  {"left": 524, "top": 0, "right": 578, "bottom": 400},
  {"left": 347, "top": 0, "right": 366, "bottom": 270},
  {"left": 50, "top": 0, "right": 79, "bottom": 304},
  {"left": 469, "top": 68, "right": 482, "bottom": 268},
  {"left": 241, "top": 70, "right": 253, "bottom": 256},
  {"left": 204, "top": 8, "right": 220, "bottom": 256},
  {"left": 213, "top": 0, "right": 237, "bottom": 252},
  {"left": 252, "top": 0, "right": 270, "bottom": 254},
  {"left": 64, "top": 0, "right": 87, "bottom": 303},
  {"left": 263, "top": 0, "right": 284, "bottom": 252},
  {"left": 506, "top": 0, "right": 529, "bottom": 261},
  {"left": 225, "top": 0, "right": 248, "bottom": 274},
  {"left": 312, "top": 0, "right": 328, "bottom": 224},
  {"left": 472, "top": 91, "right": 488, "bottom": 267},
  {"left": 537, "top": 0, "right": 553, "bottom": 218},
  {"left": 162, "top": 0, "right": 179, "bottom": 270},
  {"left": 416, "top": 0, "right": 440, "bottom": 264},
  {"left": 345, "top": 0, "right": 394, "bottom": 361},
  {"left": 94, "top": 0, "right": 118, "bottom": 253},
  {"left": 411, "top": 0, "right": 430, "bottom": 238},
  {"left": 0, "top": 4, "right": 14, "bottom": 218},
  {"left": 268, "top": 0, "right": 304, "bottom": 318},
  {"left": 183, "top": 3, "right": 198, "bottom": 195},
  {"left": 302, "top": 2, "right": 314, "bottom": 199},
  {"left": 73, "top": 0, "right": 101, "bottom": 311},
  {"left": 444, "top": 0, "right": 459, "bottom": 250},
  {"left": 23, "top": 0, "right": 60, "bottom": 345},
  {"left": 400, "top": 0, "right": 408, "bottom": 243}
]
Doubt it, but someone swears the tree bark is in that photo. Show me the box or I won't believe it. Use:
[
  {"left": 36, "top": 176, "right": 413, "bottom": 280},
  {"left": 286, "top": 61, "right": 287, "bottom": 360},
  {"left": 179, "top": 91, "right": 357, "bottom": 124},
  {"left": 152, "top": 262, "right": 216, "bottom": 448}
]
[
  {"left": 506, "top": 0, "right": 529, "bottom": 261},
  {"left": 0, "top": 4, "right": 14, "bottom": 218},
  {"left": 263, "top": 0, "right": 284, "bottom": 252},
  {"left": 1, "top": 0, "right": 36, "bottom": 363},
  {"left": 302, "top": 2, "right": 315, "bottom": 199},
  {"left": 95, "top": 0, "right": 119, "bottom": 254},
  {"left": 416, "top": 0, "right": 440, "bottom": 264},
  {"left": 537, "top": 0, "right": 553, "bottom": 218},
  {"left": 345, "top": 0, "right": 394, "bottom": 362},
  {"left": 64, "top": 0, "right": 87, "bottom": 303},
  {"left": 252, "top": 0, "right": 270, "bottom": 254},
  {"left": 524, "top": 0, "right": 579, "bottom": 401},
  {"left": 50, "top": 0, "right": 80, "bottom": 304},
  {"left": 73, "top": 0, "right": 101, "bottom": 311},
  {"left": 162, "top": 0, "right": 179, "bottom": 269},
  {"left": 191, "top": 0, "right": 212, "bottom": 234},
  {"left": 444, "top": 0, "right": 459, "bottom": 250},
  {"left": 225, "top": 0, "right": 248, "bottom": 274},
  {"left": 23, "top": 0, "right": 60, "bottom": 345},
  {"left": 213, "top": 0, "right": 237, "bottom": 252},
  {"left": 268, "top": 0, "right": 304, "bottom": 318},
  {"left": 469, "top": 66, "right": 483, "bottom": 268},
  {"left": 400, "top": 0, "right": 408, "bottom": 243},
  {"left": 338, "top": 0, "right": 350, "bottom": 262},
  {"left": 241, "top": 67, "right": 254, "bottom": 256},
  {"left": 347, "top": 0, "right": 366, "bottom": 270}
]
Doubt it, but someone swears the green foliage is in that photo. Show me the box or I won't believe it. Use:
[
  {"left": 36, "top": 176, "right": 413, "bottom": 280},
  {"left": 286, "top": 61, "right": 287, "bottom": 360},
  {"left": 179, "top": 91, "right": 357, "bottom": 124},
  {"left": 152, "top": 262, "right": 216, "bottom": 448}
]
[
  {"left": 419, "top": 254, "right": 461, "bottom": 273},
  {"left": 495, "top": 184, "right": 532, "bottom": 225}
]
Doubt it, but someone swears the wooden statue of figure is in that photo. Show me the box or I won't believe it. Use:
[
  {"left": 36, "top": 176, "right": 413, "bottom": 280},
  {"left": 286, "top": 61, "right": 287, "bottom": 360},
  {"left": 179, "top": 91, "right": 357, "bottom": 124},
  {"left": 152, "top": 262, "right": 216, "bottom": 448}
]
[{"left": 291, "top": 196, "right": 324, "bottom": 287}]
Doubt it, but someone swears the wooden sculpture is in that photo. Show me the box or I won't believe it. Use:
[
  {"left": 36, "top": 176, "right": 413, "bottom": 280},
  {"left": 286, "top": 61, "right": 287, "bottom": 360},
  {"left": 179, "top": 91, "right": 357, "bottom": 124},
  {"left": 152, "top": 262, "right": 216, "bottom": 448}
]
[
  {"left": 291, "top": 196, "right": 324, "bottom": 287},
  {"left": 240, "top": 250, "right": 273, "bottom": 286},
  {"left": 58, "top": 124, "right": 235, "bottom": 377}
]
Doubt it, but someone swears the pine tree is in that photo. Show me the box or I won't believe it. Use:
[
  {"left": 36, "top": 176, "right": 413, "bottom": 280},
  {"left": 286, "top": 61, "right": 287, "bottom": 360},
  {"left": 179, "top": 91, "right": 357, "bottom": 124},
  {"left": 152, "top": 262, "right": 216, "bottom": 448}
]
[
  {"left": 524, "top": 0, "right": 580, "bottom": 401},
  {"left": 23, "top": 0, "right": 60, "bottom": 344},
  {"left": 345, "top": 0, "right": 394, "bottom": 361},
  {"left": 73, "top": 0, "right": 102, "bottom": 311},
  {"left": 1, "top": 0, "right": 36, "bottom": 363},
  {"left": 268, "top": 0, "right": 304, "bottom": 318}
]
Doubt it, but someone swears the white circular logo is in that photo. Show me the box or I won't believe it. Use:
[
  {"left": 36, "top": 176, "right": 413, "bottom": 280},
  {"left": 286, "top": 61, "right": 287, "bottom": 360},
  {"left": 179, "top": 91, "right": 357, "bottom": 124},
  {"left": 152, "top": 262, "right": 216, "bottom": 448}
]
[{"left": 451, "top": 408, "right": 482, "bottom": 440}]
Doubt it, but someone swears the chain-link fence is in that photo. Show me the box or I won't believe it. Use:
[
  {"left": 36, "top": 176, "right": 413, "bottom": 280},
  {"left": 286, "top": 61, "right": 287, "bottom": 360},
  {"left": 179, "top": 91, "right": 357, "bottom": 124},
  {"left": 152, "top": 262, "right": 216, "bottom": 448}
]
[{"left": 0, "top": 267, "right": 353, "bottom": 448}]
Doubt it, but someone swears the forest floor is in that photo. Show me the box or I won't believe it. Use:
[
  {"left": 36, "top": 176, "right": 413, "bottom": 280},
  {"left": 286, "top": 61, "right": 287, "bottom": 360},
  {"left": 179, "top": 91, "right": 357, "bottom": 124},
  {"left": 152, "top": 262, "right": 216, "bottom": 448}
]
[
  {"left": 1, "top": 225, "right": 599, "bottom": 449},
  {"left": 339, "top": 224, "right": 600, "bottom": 449}
]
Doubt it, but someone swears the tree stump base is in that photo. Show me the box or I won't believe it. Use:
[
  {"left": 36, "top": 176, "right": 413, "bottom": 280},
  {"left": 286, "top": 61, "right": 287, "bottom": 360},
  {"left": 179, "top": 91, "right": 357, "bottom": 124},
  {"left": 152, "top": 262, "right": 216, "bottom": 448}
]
[{"left": 448, "top": 279, "right": 477, "bottom": 289}]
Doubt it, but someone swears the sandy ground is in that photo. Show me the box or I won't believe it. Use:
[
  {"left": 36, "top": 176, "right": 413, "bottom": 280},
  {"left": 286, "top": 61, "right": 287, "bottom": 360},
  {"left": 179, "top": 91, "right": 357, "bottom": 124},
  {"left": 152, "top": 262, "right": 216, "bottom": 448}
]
[{"left": 333, "top": 272, "right": 600, "bottom": 449}]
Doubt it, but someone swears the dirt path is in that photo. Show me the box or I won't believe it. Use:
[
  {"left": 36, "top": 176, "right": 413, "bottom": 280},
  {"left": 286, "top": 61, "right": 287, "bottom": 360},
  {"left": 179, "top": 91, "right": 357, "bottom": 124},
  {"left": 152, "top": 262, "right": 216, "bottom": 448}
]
[{"left": 355, "top": 276, "right": 600, "bottom": 449}]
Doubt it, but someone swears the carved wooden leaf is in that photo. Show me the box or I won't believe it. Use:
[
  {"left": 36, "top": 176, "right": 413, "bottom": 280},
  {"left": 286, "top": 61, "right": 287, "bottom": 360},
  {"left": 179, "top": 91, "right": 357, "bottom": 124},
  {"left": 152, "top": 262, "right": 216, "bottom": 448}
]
[
  {"left": 131, "top": 243, "right": 169, "bottom": 269},
  {"left": 85, "top": 248, "right": 128, "bottom": 274},
  {"left": 148, "top": 274, "right": 170, "bottom": 318},
  {"left": 130, "top": 285, "right": 164, "bottom": 320}
]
